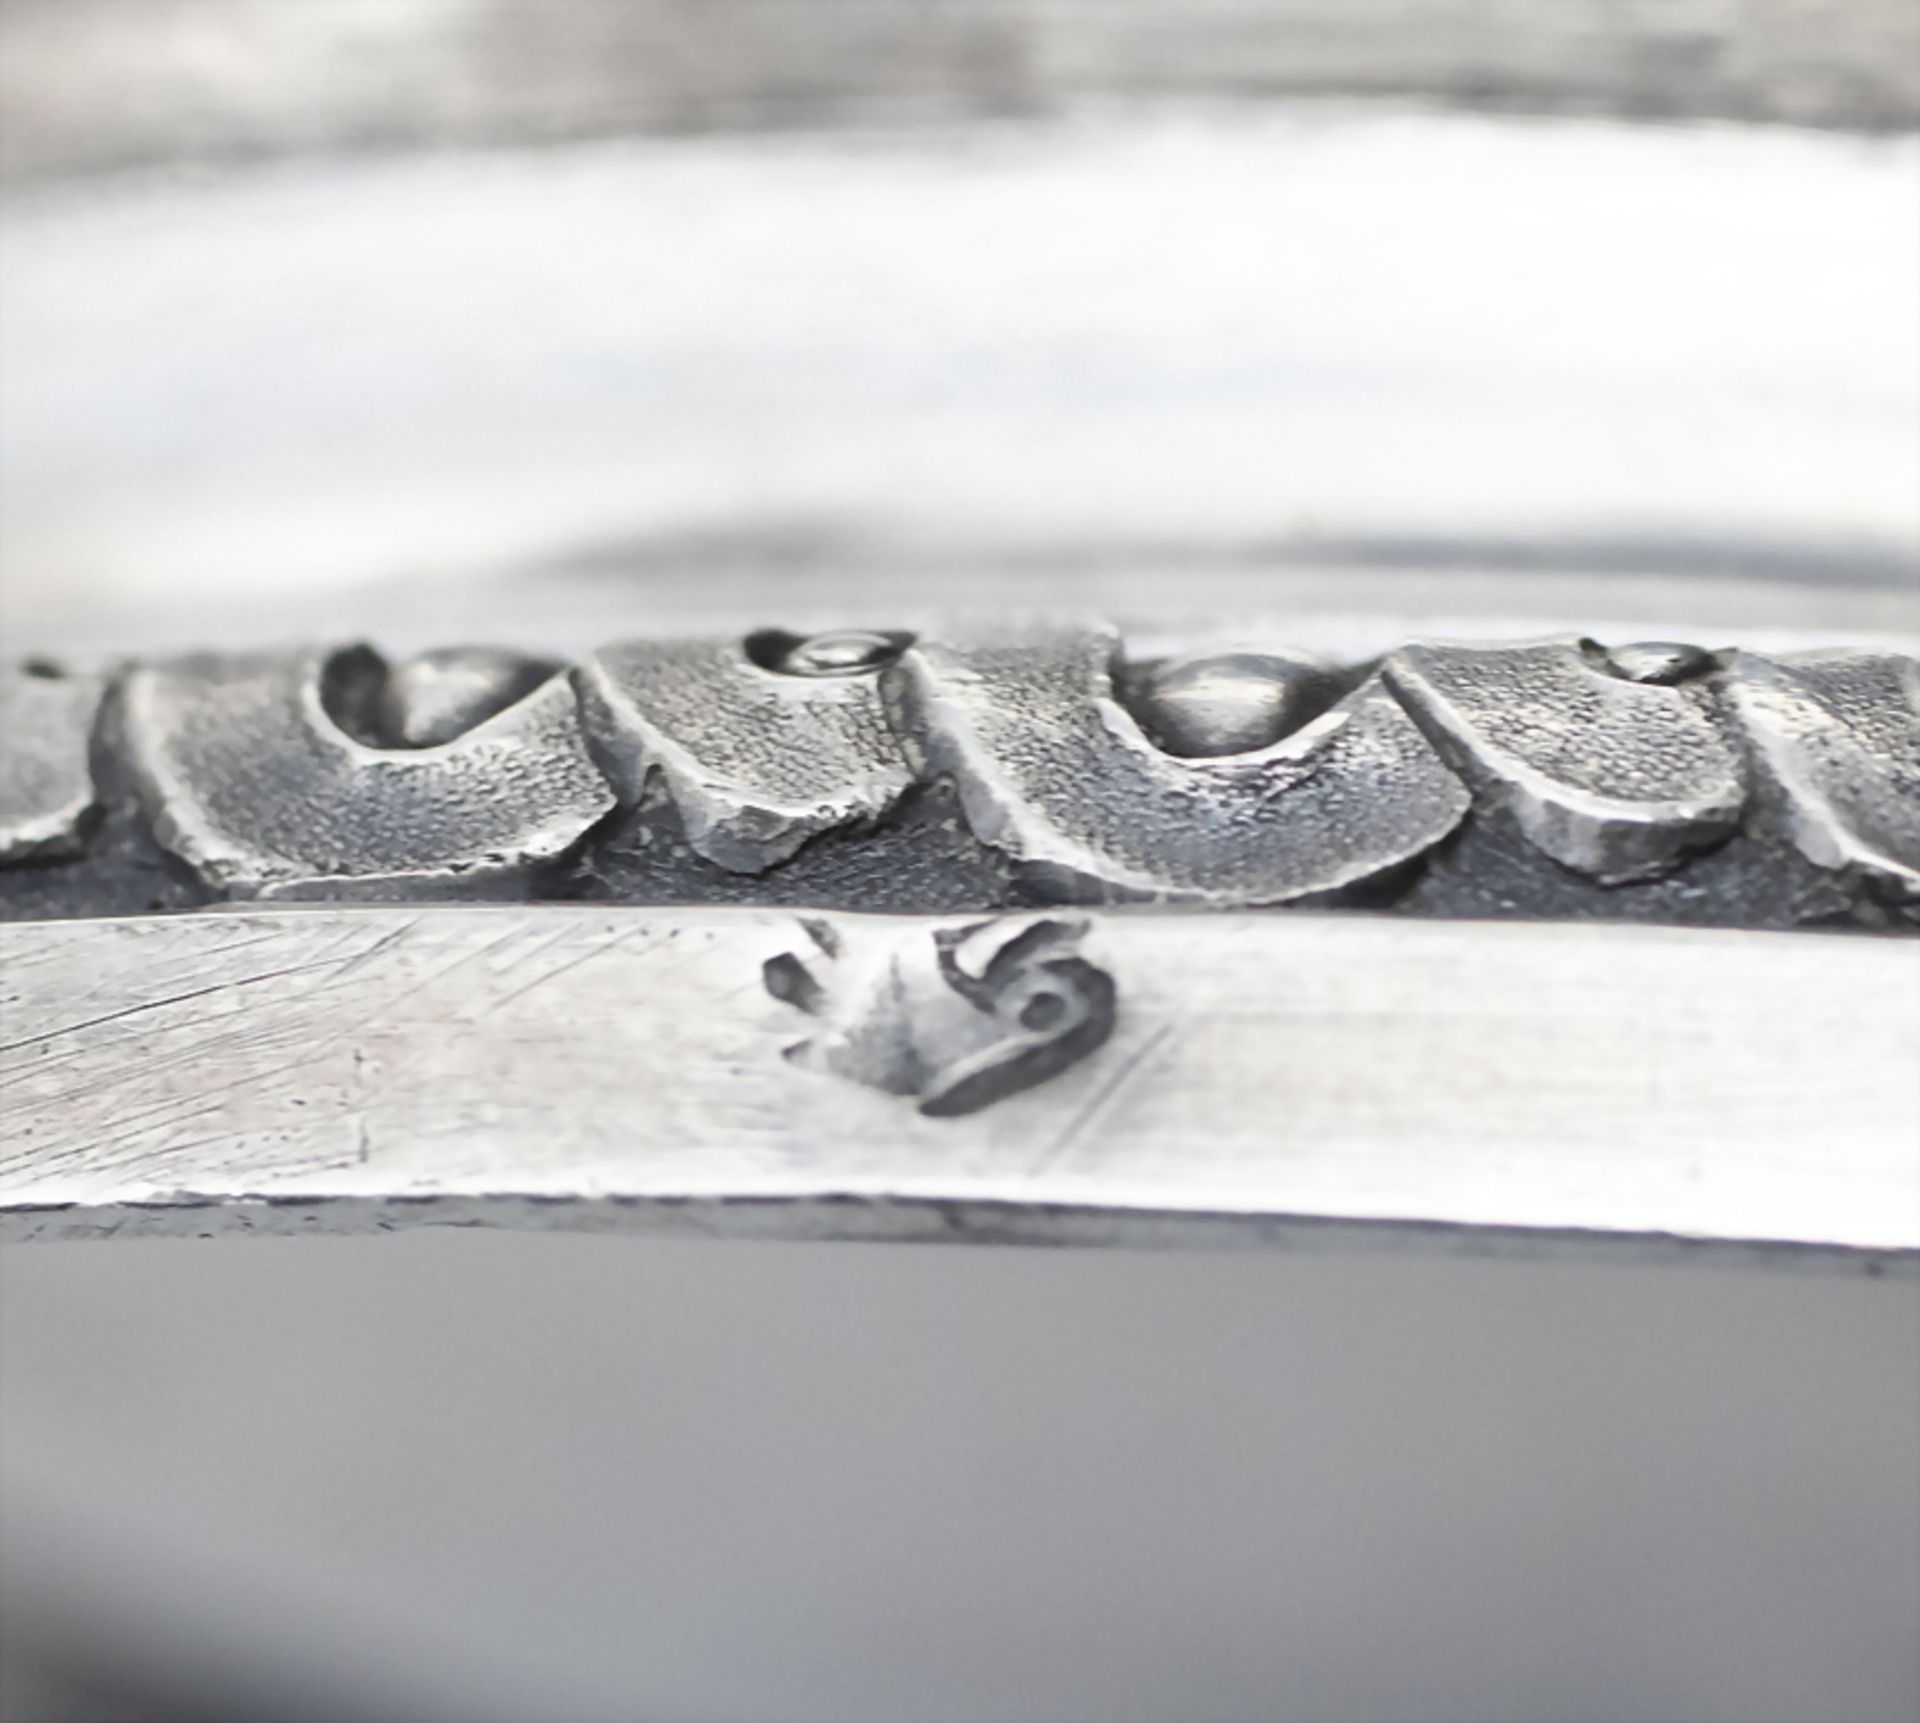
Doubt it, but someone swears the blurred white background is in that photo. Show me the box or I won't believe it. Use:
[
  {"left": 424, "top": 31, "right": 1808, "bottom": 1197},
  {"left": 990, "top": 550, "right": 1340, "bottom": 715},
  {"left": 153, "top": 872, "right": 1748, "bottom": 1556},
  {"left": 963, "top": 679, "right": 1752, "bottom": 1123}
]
[
  {"left": 2, "top": 1, "right": 1916, "bottom": 659},
  {"left": 1, "top": 4, "right": 1916, "bottom": 1719}
]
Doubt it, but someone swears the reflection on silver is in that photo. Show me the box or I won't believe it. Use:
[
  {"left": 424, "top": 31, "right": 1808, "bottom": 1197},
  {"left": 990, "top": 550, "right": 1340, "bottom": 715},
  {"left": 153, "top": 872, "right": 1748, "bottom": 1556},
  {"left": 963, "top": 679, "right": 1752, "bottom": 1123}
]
[{"left": 1121, "top": 647, "right": 1339, "bottom": 758}]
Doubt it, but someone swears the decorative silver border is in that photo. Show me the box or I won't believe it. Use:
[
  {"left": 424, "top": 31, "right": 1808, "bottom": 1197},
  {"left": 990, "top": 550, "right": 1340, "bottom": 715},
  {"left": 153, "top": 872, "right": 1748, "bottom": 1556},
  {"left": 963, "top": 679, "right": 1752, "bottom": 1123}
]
[{"left": 4, "top": 629, "right": 1915, "bottom": 931}]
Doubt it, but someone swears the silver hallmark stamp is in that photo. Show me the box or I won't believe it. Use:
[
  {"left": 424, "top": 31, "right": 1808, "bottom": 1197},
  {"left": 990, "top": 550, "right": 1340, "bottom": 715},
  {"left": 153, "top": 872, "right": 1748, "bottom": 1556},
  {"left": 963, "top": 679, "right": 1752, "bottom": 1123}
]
[{"left": 763, "top": 916, "right": 1118, "bottom": 1117}]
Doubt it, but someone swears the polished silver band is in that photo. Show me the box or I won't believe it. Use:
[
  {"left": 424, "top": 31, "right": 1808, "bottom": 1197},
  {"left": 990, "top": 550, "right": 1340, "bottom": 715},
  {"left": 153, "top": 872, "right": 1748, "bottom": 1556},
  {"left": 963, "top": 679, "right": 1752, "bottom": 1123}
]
[{"left": 1, "top": 900, "right": 1913, "bottom": 1264}]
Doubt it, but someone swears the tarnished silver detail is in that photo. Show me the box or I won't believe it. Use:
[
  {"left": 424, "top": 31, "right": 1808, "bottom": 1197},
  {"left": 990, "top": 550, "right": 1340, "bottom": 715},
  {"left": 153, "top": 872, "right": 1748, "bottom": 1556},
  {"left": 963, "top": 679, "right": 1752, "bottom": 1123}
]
[
  {"left": 765, "top": 916, "right": 1117, "bottom": 1116},
  {"left": 1385, "top": 638, "right": 1747, "bottom": 882},
  {"left": 1727, "top": 649, "right": 1920, "bottom": 897},
  {"left": 0, "top": 661, "right": 101, "bottom": 863},
  {"left": 1121, "top": 647, "right": 1338, "bottom": 758},
  {"left": 119, "top": 645, "right": 613, "bottom": 898},
  {"left": 578, "top": 634, "right": 916, "bottom": 872},
  {"left": 892, "top": 628, "right": 1470, "bottom": 904}
]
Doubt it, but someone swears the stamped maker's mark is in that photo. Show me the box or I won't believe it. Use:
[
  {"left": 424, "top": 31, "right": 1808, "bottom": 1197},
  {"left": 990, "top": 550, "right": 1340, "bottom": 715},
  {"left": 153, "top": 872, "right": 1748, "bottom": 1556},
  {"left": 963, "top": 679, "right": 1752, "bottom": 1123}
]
[{"left": 764, "top": 917, "right": 1117, "bottom": 1116}]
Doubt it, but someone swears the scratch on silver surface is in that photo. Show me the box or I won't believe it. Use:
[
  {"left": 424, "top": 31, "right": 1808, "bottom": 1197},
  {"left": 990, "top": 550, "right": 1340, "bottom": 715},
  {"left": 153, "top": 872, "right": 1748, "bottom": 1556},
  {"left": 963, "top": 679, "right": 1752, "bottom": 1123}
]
[{"left": 0, "top": 905, "right": 1913, "bottom": 1268}]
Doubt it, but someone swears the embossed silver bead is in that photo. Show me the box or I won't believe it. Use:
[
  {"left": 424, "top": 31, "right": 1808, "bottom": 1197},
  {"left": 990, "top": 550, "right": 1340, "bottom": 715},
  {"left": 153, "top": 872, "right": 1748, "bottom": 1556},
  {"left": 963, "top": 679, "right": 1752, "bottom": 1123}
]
[
  {"left": 1605, "top": 641, "right": 1718, "bottom": 686},
  {"left": 762, "top": 629, "right": 912, "bottom": 679},
  {"left": 1124, "top": 648, "right": 1338, "bottom": 758}
]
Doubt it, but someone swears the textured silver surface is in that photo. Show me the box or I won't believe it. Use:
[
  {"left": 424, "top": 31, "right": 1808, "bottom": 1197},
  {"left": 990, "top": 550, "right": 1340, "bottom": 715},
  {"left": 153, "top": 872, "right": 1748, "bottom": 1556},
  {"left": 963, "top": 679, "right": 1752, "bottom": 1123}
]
[
  {"left": 4, "top": 628, "right": 1916, "bottom": 929},
  {"left": 1384, "top": 638, "right": 1747, "bottom": 881},
  {"left": 0, "top": 662, "right": 100, "bottom": 863},
  {"left": 1728, "top": 649, "right": 1920, "bottom": 896},
  {"left": 1, "top": 905, "right": 1912, "bottom": 1263},
  {"left": 578, "top": 633, "right": 914, "bottom": 872},
  {"left": 118, "top": 645, "right": 614, "bottom": 899},
  {"left": 892, "top": 629, "right": 1471, "bottom": 904}
]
